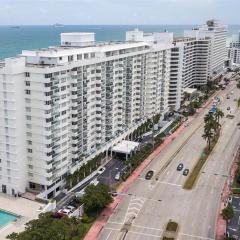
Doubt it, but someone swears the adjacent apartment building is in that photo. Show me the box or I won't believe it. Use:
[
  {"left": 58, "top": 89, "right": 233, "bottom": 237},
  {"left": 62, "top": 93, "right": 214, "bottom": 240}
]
[
  {"left": 184, "top": 19, "right": 228, "bottom": 79},
  {"left": 0, "top": 20, "right": 228, "bottom": 199},
  {"left": 228, "top": 31, "right": 240, "bottom": 64}
]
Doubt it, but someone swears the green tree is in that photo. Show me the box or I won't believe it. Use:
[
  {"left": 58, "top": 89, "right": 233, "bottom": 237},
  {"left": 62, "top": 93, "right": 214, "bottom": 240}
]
[
  {"left": 222, "top": 205, "right": 234, "bottom": 220},
  {"left": 82, "top": 184, "right": 112, "bottom": 216},
  {"left": 202, "top": 123, "right": 215, "bottom": 151},
  {"left": 214, "top": 108, "right": 224, "bottom": 124},
  {"left": 7, "top": 213, "right": 88, "bottom": 240}
]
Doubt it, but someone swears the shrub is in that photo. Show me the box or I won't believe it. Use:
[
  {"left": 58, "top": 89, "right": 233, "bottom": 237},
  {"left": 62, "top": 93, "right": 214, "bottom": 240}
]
[{"left": 222, "top": 205, "right": 234, "bottom": 220}]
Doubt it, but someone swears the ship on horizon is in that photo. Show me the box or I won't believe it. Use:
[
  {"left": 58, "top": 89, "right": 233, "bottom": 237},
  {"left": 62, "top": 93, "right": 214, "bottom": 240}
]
[{"left": 53, "top": 23, "right": 64, "bottom": 28}]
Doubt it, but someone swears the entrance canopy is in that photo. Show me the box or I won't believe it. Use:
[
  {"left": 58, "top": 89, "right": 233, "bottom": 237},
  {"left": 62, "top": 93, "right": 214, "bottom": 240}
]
[
  {"left": 112, "top": 140, "right": 139, "bottom": 154},
  {"left": 183, "top": 87, "right": 197, "bottom": 95}
]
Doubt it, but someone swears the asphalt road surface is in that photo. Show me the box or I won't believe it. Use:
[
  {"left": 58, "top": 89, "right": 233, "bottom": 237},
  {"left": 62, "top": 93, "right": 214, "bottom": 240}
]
[
  {"left": 227, "top": 196, "right": 240, "bottom": 239},
  {"left": 99, "top": 82, "right": 240, "bottom": 240}
]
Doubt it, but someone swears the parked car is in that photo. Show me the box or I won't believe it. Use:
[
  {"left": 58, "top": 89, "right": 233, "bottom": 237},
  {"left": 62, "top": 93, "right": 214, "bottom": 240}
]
[
  {"left": 177, "top": 163, "right": 184, "bottom": 171},
  {"left": 114, "top": 171, "right": 121, "bottom": 181},
  {"left": 227, "top": 107, "right": 231, "bottom": 111},
  {"left": 97, "top": 167, "right": 106, "bottom": 174},
  {"left": 111, "top": 191, "right": 118, "bottom": 197},
  {"left": 66, "top": 205, "right": 75, "bottom": 212},
  {"left": 145, "top": 170, "right": 154, "bottom": 180},
  {"left": 183, "top": 169, "right": 189, "bottom": 176},
  {"left": 58, "top": 209, "right": 71, "bottom": 215}
]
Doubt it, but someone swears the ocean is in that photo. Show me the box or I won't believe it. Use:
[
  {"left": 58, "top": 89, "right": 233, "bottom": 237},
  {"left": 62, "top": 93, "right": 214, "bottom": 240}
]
[{"left": 0, "top": 24, "right": 240, "bottom": 60}]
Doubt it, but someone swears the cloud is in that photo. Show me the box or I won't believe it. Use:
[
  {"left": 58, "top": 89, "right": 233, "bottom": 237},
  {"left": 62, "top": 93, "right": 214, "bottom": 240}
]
[{"left": 39, "top": 8, "right": 48, "bottom": 14}]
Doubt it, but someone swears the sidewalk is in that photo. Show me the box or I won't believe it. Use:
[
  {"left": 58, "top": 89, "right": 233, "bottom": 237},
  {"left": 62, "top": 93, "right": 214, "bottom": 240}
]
[
  {"left": 84, "top": 92, "right": 217, "bottom": 240},
  {"left": 215, "top": 152, "right": 239, "bottom": 240}
]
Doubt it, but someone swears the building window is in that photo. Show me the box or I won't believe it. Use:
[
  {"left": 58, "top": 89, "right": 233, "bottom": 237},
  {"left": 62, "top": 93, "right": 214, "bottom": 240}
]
[
  {"left": 59, "top": 57, "right": 62, "bottom": 61},
  {"left": 77, "top": 54, "right": 82, "bottom": 60},
  {"left": 45, "top": 73, "right": 52, "bottom": 78},
  {"left": 25, "top": 72, "right": 30, "bottom": 77},
  {"left": 68, "top": 55, "right": 74, "bottom": 62},
  {"left": 25, "top": 81, "right": 30, "bottom": 86},
  {"left": 27, "top": 148, "right": 32, "bottom": 153},
  {"left": 25, "top": 90, "right": 31, "bottom": 95}
]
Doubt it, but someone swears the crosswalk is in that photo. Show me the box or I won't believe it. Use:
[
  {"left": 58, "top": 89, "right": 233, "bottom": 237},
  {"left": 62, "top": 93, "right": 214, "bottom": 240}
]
[{"left": 124, "top": 196, "right": 145, "bottom": 223}]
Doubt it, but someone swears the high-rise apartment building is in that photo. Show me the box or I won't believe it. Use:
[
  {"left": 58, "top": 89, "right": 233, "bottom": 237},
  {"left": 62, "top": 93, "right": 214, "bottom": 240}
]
[
  {"left": 174, "top": 37, "right": 211, "bottom": 88},
  {"left": 0, "top": 32, "right": 172, "bottom": 198},
  {"left": 184, "top": 19, "right": 228, "bottom": 79},
  {"left": 228, "top": 31, "right": 240, "bottom": 64}
]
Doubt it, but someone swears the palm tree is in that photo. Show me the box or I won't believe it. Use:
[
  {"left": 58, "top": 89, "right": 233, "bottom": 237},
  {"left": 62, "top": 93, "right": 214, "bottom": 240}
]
[
  {"left": 237, "top": 98, "right": 240, "bottom": 108},
  {"left": 202, "top": 124, "right": 215, "bottom": 151},
  {"left": 214, "top": 108, "right": 224, "bottom": 123}
]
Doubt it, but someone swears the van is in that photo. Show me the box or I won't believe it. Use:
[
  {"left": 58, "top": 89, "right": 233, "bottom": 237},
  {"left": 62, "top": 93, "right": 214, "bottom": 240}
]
[{"left": 114, "top": 172, "right": 121, "bottom": 181}]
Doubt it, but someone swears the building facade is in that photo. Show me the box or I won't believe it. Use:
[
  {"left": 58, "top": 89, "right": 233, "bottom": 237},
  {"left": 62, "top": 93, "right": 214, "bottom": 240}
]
[
  {"left": 184, "top": 19, "right": 228, "bottom": 79},
  {"left": 0, "top": 33, "right": 172, "bottom": 198},
  {"left": 228, "top": 31, "right": 240, "bottom": 64}
]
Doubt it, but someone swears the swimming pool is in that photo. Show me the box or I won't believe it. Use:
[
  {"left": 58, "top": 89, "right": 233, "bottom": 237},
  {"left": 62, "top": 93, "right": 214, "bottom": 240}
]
[{"left": 0, "top": 210, "right": 18, "bottom": 228}]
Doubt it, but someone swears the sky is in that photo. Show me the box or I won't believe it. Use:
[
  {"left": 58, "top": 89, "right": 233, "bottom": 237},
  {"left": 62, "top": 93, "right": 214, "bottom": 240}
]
[{"left": 0, "top": 0, "right": 239, "bottom": 25}]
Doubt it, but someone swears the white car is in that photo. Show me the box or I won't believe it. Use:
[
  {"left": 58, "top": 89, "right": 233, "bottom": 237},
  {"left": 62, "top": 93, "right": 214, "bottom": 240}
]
[
  {"left": 114, "top": 171, "right": 121, "bottom": 181},
  {"left": 97, "top": 167, "right": 106, "bottom": 174},
  {"left": 58, "top": 209, "right": 71, "bottom": 215},
  {"left": 66, "top": 205, "right": 75, "bottom": 212}
]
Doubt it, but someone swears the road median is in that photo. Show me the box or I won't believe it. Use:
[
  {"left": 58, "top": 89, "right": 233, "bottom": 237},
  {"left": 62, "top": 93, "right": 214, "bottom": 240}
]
[{"left": 183, "top": 134, "right": 220, "bottom": 190}]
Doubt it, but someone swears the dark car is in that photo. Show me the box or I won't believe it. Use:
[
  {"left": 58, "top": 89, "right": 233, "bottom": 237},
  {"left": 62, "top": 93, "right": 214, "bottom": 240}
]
[
  {"left": 111, "top": 191, "right": 118, "bottom": 197},
  {"left": 145, "top": 170, "right": 154, "bottom": 180},
  {"left": 177, "top": 163, "right": 184, "bottom": 171},
  {"left": 183, "top": 169, "right": 189, "bottom": 176},
  {"left": 227, "top": 107, "right": 230, "bottom": 110}
]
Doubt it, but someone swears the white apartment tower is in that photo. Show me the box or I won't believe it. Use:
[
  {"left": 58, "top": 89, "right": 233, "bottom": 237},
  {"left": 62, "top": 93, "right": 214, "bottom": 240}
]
[
  {"left": 168, "top": 44, "right": 184, "bottom": 111},
  {"left": 228, "top": 31, "right": 240, "bottom": 64},
  {"left": 184, "top": 19, "right": 228, "bottom": 79},
  {"left": 174, "top": 37, "right": 211, "bottom": 88},
  {"left": 0, "top": 32, "right": 172, "bottom": 199}
]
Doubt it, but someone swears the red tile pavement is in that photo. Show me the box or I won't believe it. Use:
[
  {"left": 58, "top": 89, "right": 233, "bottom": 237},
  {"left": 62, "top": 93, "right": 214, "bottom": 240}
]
[
  {"left": 215, "top": 156, "right": 239, "bottom": 240},
  {"left": 84, "top": 92, "right": 217, "bottom": 240}
]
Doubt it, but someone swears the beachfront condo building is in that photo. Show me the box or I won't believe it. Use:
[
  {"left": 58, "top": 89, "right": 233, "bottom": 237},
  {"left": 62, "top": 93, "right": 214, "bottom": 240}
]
[
  {"left": 228, "top": 31, "right": 240, "bottom": 64},
  {"left": 184, "top": 19, "right": 228, "bottom": 79},
  {"left": 0, "top": 32, "right": 172, "bottom": 199}
]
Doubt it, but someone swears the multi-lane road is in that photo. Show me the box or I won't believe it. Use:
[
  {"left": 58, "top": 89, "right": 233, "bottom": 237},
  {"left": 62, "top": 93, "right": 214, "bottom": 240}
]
[{"left": 99, "top": 82, "right": 240, "bottom": 240}]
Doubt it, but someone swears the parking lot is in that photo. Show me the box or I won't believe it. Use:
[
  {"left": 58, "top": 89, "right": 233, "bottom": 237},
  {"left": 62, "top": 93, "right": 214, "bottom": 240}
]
[
  {"left": 97, "top": 158, "right": 127, "bottom": 190},
  {"left": 227, "top": 196, "right": 240, "bottom": 239}
]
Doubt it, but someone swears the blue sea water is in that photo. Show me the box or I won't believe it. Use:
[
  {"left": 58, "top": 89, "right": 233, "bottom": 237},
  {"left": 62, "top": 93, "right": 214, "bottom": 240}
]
[
  {"left": 0, "top": 210, "right": 17, "bottom": 228},
  {"left": 0, "top": 25, "right": 240, "bottom": 60}
]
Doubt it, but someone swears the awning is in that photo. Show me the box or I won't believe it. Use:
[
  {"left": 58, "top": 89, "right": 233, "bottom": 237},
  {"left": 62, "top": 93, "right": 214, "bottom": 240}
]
[
  {"left": 183, "top": 87, "right": 197, "bottom": 95},
  {"left": 112, "top": 140, "right": 139, "bottom": 154}
]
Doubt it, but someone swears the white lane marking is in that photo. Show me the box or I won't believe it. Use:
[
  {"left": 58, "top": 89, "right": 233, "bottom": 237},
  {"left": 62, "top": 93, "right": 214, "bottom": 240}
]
[
  {"left": 105, "top": 227, "right": 121, "bottom": 231},
  {"left": 157, "top": 181, "right": 182, "bottom": 187},
  {"left": 124, "top": 196, "right": 145, "bottom": 223},
  {"left": 127, "top": 230, "right": 161, "bottom": 238},
  {"left": 180, "top": 233, "right": 214, "bottom": 240},
  {"left": 108, "top": 221, "right": 124, "bottom": 225},
  {"left": 105, "top": 230, "right": 112, "bottom": 240},
  {"left": 132, "top": 224, "right": 163, "bottom": 232}
]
